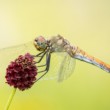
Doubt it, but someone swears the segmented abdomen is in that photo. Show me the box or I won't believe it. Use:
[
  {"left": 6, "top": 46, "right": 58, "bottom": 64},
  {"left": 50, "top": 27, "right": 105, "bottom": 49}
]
[{"left": 73, "top": 47, "right": 110, "bottom": 73}]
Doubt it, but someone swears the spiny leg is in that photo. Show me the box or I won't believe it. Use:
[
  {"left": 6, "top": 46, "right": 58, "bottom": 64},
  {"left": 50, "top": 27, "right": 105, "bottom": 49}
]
[
  {"left": 33, "top": 51, "right": 44, "bottom": 57},
  {"left": 37, "top": 64, "right": 46, "bottom": 67},
  {"left": 37, "top": 52, "right": 51, "bottom": 73},
  {"left": 35, "top": 51, "right": 51, "bottom": 82},
  {"left": 34, "top": 49, "right": 49, "bottom": 63}
]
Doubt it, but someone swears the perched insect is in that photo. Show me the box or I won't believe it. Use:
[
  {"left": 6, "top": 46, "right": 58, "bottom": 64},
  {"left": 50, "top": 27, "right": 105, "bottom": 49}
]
[
  {"left": 0, "top": 35, "right": 110, "bottom": 82},
  {"left": 33, "top": 35, "right": 110, "bottom": 81}
]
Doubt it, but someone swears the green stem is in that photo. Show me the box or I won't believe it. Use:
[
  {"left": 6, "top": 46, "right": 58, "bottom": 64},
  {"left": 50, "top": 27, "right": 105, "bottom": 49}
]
[{"left": 4, "top": 88, "right": 16, "bottom": 110}]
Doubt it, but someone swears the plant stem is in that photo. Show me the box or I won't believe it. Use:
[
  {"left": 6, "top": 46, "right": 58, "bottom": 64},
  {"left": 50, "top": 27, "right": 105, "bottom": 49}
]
[{"left": 4, "top": 88, "right": 16, "bottom": 110}]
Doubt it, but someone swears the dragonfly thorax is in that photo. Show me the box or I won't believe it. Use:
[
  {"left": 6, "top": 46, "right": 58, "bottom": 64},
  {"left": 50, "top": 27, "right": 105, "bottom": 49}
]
[{"left": 34, "top": 36, "right": 47, "bottom": 51}]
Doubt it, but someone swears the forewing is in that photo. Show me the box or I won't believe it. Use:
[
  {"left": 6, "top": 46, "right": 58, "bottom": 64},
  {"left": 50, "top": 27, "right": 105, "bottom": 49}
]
[
  {"left": 0, "top": 43, "right": 75, "bottom": 82},
  {"left": 0, "top": 41, "right": 36, "bottom": 69},
  {"left": 0, "top": 42, "right": 61, "bottom": 81}
]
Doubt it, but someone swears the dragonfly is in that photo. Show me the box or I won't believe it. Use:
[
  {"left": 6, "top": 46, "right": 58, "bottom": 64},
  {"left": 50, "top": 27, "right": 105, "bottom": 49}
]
[{"left": 0, "top": 35, "right": 110, "bottom": 82}]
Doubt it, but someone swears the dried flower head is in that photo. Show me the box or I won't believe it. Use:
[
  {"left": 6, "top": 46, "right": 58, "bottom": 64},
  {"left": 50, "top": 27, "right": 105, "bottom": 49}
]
[{"left": 5, "top": 53, "right": 37, "bottom": 91}]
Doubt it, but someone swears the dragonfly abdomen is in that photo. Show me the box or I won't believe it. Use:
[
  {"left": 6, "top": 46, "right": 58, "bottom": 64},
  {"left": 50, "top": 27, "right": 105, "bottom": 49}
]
[{"left": 73, "top": 47, "right": 110, "bottom": 73}]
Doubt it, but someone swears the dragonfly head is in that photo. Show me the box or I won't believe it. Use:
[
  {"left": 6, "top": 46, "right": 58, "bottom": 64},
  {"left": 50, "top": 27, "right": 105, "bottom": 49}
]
[{"left": 34, "top": 36, "right": 47, "bottom": 51}]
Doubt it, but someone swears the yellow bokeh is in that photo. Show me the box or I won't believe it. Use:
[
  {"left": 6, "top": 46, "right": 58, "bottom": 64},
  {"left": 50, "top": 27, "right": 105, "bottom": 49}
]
[{"left": 0, "top": 0, "right": 110, "bottom": 110}]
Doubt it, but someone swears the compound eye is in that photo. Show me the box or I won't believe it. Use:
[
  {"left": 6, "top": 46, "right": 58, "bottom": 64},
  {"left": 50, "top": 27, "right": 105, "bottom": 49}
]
[
  {"left": 41, "top": 42, "right": 43, "bottom": 45},
  {"left": 37, "top": 42, "right": 40, "bottom": 45}
]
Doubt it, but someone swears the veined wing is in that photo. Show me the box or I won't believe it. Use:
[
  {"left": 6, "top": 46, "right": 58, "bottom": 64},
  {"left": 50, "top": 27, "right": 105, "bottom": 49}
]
[
  {"left": 0, "top": 43, "right": 75, "bottom": 82},
  {"left": 0, "top": 41, "right": 59, "bottom": 81},
  {"left": 38, "top": 52, "right": 60, "bottom": 81},
  {"left": 0, "top": 41, "right": 36, "bottom": 69},
  {"left": 57, "top": 52, "right": 76, "bottom": 82},
  {"left": 0, "top": 41, "right": 59, "bottom": 82},
  {"left": 40, "top": 52, "right": 76, "bottom": 82},
  {"left": 0, "top": 42, "right": 61, "bottom": 81}
]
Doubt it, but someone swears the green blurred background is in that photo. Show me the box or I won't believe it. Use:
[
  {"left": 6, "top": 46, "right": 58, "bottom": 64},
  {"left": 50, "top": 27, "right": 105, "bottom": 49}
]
[{"left": 0, "top": 0, "right": 110, "bottom": 110}]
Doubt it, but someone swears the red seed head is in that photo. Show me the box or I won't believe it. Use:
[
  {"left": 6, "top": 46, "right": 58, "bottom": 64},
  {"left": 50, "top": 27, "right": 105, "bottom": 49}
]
[{"left": 5, "top": 53, "right": 37, "bottom": 91}]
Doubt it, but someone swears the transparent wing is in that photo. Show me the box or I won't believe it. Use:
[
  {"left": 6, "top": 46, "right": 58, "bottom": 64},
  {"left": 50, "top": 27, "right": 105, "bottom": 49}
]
[
  {"left": 0, "top": 43, "right": 75, "bottom": 82},
  {"left": 57, "top": 53, "right": 76, "bottom": 82},
  {"left": 40, "top": 52, "right": 76, "bottom": 82},
  {"left": 0, "top": 42, "right": 61, "bottom": 81},
  {"left": 0, "top": 42, "right": 59, "bottom": 81},
  {"left": 0, "top": 41, "right": 37, "bottom": 72},
  {"left": 39, "top": 53, "right": 60, "bottom": 81}
]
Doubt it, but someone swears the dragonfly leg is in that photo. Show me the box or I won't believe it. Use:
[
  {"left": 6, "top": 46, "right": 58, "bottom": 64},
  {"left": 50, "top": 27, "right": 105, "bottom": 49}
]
[
  {"left": 34, "top": 50, "right": 49, "bottom": 63},
  {"left": 35, "top": 52, "right": 51, "bottom": 82},
  {"left": 37, "top": 52, "right": 51, "bottom": 73},
  {"left": 46, "top": 52, "right": 51, "bottom": 71},
  {"left": 33, "top": 51, "right": 44, "bottom": 57},
  {"left": 37, "top": 64, "right": 46, "bottom": 67}
]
